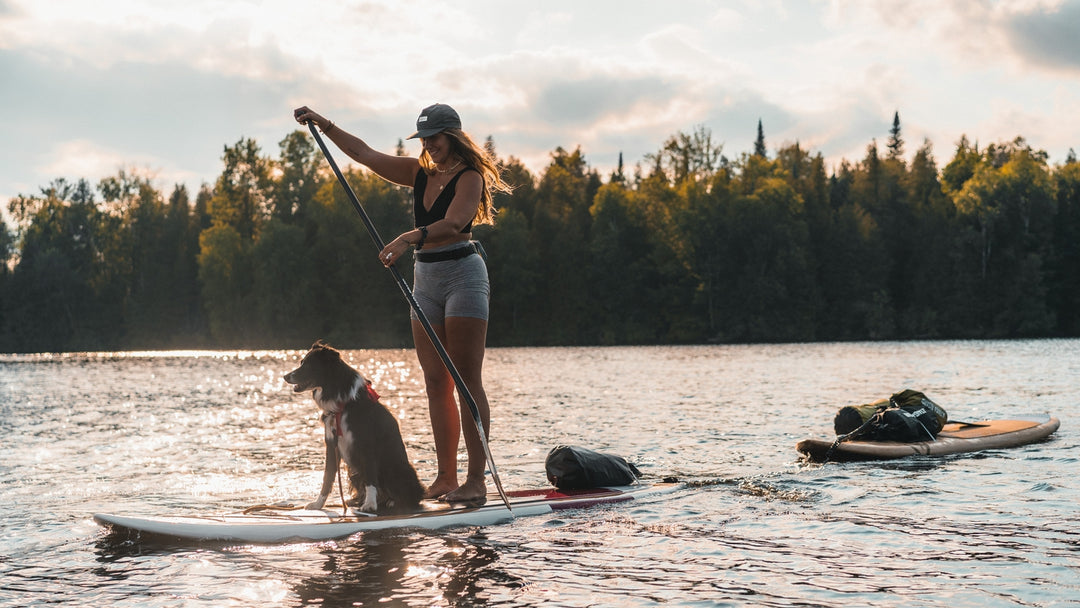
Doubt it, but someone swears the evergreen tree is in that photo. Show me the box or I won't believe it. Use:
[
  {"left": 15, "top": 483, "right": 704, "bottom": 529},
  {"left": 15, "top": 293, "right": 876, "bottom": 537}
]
[
  {"left": 104, "top": 171, "right": 168, "bottom": 346},
  {"left": 588, "top": 183, "right": 659, "bottom": 343},
  {"left": 0, "top": 217, "right": 11, "bottom": 348},
  {"left": 610, "top": 152, "right": 626, "bottom": 184},
  {"left": 887, "top": 111, "right": 904, "bottom": 160},
  {"left": 899, "top": 140, "right": 958, "bottom": 337},
  {"left": 197, "top": 138, "right": 272, "bottom": 344},
  {"left": 942, "top": 135, "right": 981, "bottom": 194},
  {"left": 4, "top": 179, "right": 123, "bottom": 350},
  {"left": 208, "top": 138, "right": 272, "bottom": 241},
  {"left": 272, "top": 130, "right": 321, "bottom": 223},
  {"left": 528, "top": 147, "right": 598, "bottom": 343},
  {"left": 951, "top": 138, "right": 1056, "bottom": 335},
  {"left": 0, "top": 217, "right": 12, "bottom": 274},
  {"left": 161, "top": 184, "right": 207, "bottom": 346},
  {"left": 754, "top": 119, "right": 767, "bottom": 158},
  {"left": 194, "top": 184, "right": 213, "bottom": 232},
  {"left": 1050, "top": 160, "right": 1080, "bottom": 334},
  {"left": 483, "top": 154, "right": 540, "bottom": 345},
  {"left": 197, "top": 223, "right": 251, "bottom": 343},
  {"left": 304, "top": 169, "right": 414, "bottom": 347}
]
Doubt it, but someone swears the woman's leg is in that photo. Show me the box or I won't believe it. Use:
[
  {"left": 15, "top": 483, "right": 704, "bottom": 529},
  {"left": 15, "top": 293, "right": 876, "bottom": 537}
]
[
  {"left": 413, "top": 319, "right": 460, "bottom": 499},
  {"left": 439, "top": 316, "right": 490, "bottom": 502}
]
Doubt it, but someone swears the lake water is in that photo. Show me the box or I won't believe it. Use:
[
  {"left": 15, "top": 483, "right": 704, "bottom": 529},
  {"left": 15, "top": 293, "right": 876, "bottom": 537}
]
[{"left": 1, "top": 340, "right": 1077, "bottom": 607}]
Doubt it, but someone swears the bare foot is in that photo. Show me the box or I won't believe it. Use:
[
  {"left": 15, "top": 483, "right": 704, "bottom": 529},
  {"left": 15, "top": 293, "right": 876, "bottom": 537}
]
[
  {"left": 424, "top": 475, "right": 458, "bottom": 500},
  {"left": 441, "top": 476, "right": 487, "bottom": 504}
]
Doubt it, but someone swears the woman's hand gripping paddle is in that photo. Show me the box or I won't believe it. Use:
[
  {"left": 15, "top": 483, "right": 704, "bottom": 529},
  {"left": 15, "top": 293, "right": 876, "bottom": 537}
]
[{"left": 305, "top": 122, "right": 512, "bottom": 512}]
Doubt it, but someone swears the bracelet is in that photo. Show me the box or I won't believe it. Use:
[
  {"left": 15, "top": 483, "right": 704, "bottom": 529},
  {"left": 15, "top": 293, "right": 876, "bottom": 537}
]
[
  {"left": 415, "top": 226, "right": 428, "bottom": 250},
  {"left": 322, "top": 120, "right": 335, "bottom": 134}
]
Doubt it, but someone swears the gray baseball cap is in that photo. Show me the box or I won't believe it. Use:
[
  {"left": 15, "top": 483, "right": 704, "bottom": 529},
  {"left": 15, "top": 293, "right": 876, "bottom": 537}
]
[{"left": 407, "top": 103, "right": 461, "bottom": 139}]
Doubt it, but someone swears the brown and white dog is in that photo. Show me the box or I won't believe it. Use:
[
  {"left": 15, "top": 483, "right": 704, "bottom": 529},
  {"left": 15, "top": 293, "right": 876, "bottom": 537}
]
[{"left": 284, "top": 341, "right": 424, "bottom": 514}]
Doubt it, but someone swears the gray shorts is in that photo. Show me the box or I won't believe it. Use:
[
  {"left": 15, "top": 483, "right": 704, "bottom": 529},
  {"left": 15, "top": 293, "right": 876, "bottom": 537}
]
[{"left": 410, "top": 243, "right": 490, "bottom": 323}]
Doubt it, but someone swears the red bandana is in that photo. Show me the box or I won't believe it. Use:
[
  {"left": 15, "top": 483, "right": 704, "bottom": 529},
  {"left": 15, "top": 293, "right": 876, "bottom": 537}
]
[
  {"left": 365, "top": 380, "right": 380, "bottom": 402},
  {"left": 332, "top": 381, "right": 380, "bottom": 438}
]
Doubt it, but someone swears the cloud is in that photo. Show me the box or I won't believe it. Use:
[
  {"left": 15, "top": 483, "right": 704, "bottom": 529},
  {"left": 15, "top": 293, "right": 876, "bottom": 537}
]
[
  {"left": 1003, "top": 2, "right": 1080, "bottom": 73},
  {"left": 533, "top": 75, "right": 679, "bottom": 125},
  {"left": 1, "top": 41, "right": 330, "bottom": 202},
  {"left": 858, "top": 0, "right": 1080, "bottom": 77},
  {"left": 37, "top": 139, "right": 153, "bottom": 182},
  {"left": 0, "top": 0, "right": 20, "bottom": 20},
  {"left": 4, "top": 0, "right": 1080, "bottom": 211}
]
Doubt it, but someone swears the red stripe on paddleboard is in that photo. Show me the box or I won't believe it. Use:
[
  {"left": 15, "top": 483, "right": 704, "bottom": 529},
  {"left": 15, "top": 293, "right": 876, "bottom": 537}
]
[{"left": 506, "top": 487, "right": 622, "bottom": 500}]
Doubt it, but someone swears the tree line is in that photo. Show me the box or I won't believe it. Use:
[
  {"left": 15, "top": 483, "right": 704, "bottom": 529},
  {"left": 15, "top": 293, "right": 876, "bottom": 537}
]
[{"left": 2, "top": 114, "right": 1079, "bottom": 353}]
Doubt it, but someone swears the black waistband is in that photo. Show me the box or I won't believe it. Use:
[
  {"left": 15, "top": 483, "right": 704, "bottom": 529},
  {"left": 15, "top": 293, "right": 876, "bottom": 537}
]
[{"left": 415, "top": 242, "right": 478, "bottom": 263}]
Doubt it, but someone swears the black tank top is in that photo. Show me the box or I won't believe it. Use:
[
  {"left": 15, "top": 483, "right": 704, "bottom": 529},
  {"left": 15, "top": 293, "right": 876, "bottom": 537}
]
[{"left": 413, "top": 168, "right": 475, "bottom": 233}]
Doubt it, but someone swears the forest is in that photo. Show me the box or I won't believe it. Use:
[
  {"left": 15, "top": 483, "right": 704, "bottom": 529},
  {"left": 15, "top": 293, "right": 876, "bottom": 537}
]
[{"left": 2, "top": 115, "right": 1079, "bottom": 353}]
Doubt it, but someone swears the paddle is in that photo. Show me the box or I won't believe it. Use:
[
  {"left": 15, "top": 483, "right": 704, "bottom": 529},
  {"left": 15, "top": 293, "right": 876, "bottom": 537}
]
[{"left": 305, "top": 122, "right": 512, "bottom": 512}]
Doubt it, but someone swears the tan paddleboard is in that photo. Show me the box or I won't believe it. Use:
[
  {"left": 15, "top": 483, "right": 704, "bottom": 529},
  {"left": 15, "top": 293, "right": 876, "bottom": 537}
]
[{"left": 797, "top": 415, "right": 1060, "bottom": 462}]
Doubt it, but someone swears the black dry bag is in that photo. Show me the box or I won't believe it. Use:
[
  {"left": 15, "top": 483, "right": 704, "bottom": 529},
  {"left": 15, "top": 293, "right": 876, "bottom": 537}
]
[
  {"left": 886, "top": 389, "right": 948, "bottom": 438},
  {"left": 832, "top": 389, "right": 949, "bottom": 442},
  {"left": 545, "top": 445, "right": 642, "bottom": 489}
]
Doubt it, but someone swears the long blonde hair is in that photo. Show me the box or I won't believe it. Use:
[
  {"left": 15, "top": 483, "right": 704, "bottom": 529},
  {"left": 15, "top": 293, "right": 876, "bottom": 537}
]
[{"left": 419, "top": 128, "right": 511, "bottom": 226}]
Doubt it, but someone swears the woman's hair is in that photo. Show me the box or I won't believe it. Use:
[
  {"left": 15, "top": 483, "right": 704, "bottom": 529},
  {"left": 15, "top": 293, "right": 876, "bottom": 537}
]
[{"left": 418, "top": 128, "right": 512, "bottom": 226}]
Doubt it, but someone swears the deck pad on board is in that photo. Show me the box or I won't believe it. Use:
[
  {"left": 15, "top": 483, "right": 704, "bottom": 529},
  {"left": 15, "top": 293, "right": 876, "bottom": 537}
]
[{"left": 937, "top": 419, "right": 1039, "bottom": 438}]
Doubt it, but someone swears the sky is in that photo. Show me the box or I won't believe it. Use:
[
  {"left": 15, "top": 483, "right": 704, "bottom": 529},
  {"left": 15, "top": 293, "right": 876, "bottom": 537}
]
[{"left": 3, "top": 0, "right": 1080, "bottom": 212}]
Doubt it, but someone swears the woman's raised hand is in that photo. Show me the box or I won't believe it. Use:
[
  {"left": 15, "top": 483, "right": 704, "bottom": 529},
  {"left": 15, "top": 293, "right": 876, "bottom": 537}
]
[{"left": 293, "top": 106, "right": 326, "bottom": 129}]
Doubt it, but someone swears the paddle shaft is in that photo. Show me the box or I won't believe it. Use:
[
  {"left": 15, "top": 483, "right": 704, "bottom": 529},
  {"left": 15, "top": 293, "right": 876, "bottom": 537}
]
[{"left": 306, "top": 123, "right": 511, "bottom": 511}]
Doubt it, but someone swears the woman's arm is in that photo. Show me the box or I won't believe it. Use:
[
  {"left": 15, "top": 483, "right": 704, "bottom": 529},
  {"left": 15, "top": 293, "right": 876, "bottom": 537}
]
[
  {"left": 378, "top": 171, "right": 483, "bottom": 266},
  {"left": 434, "top": 170, "right": 484, "bottom": 235},
  {"left": 294, "top": 106, "right": 418, "bottom": 187}
]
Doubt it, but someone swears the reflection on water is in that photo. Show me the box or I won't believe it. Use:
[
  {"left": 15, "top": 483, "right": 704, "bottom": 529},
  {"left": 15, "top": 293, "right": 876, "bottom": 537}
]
[
  {"left": 1, "top": 340, "right": 1077, "bottom": 607},
  {"left": 92, "top": 526, "right": 521, "bottom": 607}
]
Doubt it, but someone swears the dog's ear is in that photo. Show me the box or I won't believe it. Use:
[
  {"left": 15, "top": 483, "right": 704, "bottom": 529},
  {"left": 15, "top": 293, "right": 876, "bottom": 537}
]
[{"left": 309, "top": 341, "right": 342, "bottom": 364}]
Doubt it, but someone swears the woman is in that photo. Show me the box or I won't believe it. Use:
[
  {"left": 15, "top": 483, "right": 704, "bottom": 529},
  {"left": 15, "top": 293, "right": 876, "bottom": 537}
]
[{"left": 293, "top": 103, "right": 510, "bottom": 503}]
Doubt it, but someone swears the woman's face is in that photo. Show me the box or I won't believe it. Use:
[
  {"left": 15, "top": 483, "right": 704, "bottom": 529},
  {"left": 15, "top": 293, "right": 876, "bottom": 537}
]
[{"left": 420, "top": 133, "right": 452, "bottom": 164}]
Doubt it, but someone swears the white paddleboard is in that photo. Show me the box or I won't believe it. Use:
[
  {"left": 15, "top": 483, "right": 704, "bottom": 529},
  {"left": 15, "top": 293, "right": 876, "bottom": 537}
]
[{"left": 94, "top": 483, "right": 679, "bottom": 543}]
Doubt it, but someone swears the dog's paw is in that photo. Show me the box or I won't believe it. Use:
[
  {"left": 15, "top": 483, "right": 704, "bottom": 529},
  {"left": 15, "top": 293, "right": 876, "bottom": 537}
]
[
  {"left": 359, "top": 485, "right": 378, "bottom": 513},
  {"left": 305, "top": 497, "right": 328, "bottom": 510}
]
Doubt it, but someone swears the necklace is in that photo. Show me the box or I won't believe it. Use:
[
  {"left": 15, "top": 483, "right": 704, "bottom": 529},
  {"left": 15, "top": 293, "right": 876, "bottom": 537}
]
[
  {"left": 435, "top": 160, "right": 463, "bottom": 190},
  {"left": 435, "top": 160, "right": 463, "bottom": 174}
]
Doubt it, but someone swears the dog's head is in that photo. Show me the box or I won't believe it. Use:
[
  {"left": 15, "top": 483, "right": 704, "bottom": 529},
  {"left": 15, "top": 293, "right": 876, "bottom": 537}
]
[{"left": 284, "top": 341, "right": 359, "bottom": 395}]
